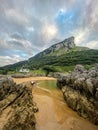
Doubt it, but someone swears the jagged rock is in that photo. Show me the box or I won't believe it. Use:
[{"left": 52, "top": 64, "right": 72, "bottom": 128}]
[
  {"left": 57, "top": 65, "right": 98, "bottom": 125},
  {"left": 38, "top": 36, "right": 75, "bottom": 56},
  {"left": 95, "top": 88, "right": 98, "bottom": 100},
  {"left": 0, "top": 76, "right": 38, "bottom": 130},
  {"left": 74, "top": 64, "right": 86, "bottom": 73},
  {"left": 57, "top": 78, "right": 66, "bottom": 89},
  {"left": 85, "top": 78, "right": 94, "bottom": 96},
  {"left": 52, "top": 72, "right": 68, "bottom": 78},
  {"left": 0, "top": 76, "right": 15, "bottom": 100},
  {"left": 88, "top": 70, "right": 98, "bottom": 78}
]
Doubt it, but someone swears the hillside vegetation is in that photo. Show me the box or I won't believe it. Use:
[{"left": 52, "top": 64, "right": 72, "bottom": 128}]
[
  {"left": 27, "top": 48, "right": 98, "bottom": 69},
  {"left": 0, "top": 37, "right": 98, "bottom": 74}
]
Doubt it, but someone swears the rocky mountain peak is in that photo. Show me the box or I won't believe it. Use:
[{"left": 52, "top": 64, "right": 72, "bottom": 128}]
[
  {"left": 51, "top": 36, "right": 75, "bottom": 50},
  {"left": 38, "top": 36, "right": 75, "bottom": 56}
]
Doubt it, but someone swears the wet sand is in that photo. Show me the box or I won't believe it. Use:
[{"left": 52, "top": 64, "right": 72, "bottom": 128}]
[{"left": 13, "top": 77, "right": 98, "bottom": 130}]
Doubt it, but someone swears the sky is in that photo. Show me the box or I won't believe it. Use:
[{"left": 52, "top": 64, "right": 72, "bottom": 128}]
[{"left": 0, "top": 0, "right": 98, "bottom": 66}]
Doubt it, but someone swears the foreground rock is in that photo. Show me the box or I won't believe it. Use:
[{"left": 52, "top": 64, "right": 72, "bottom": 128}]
[
  {"left": 0, "top": 75, "right": 38, "bottom": 130},
  {"left": 57, "top": 64, "right": 98, "bottom": 125}
]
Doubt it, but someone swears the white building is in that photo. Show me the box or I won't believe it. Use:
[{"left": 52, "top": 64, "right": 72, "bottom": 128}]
[{"left": 19, "top": 68, "right": 30, "bottom": 73}]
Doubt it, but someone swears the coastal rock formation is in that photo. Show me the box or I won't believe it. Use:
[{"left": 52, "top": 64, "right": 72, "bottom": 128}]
[
  {"left": 0, "top": 75, "right": 38, "bottom": 130},
  {"left": 57, "top": 64, "right": 98, "bottom": 124}
]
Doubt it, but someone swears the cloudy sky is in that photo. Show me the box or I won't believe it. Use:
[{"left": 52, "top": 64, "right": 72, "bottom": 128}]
[{"left": 0, "top": 0, "right": 98, "bottom": 66}]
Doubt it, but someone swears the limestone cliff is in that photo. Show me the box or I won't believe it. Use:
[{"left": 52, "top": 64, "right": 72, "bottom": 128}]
[
  {"left": 36, "top": 36, "right": 75, "bottom": 57},
  {"left": 57, "top": 64, "right": 98, "bottom": 125},
  {"left": 0, "top": 76, "right": 38, "bottom": 130}
]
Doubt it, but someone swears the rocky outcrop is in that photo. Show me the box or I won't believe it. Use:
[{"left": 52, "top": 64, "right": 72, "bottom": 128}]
[
  {"left": 37, "top": 36, "right": 75, "bottom": 56},
  {"left": 11, "top": 74, "right": 32, "bottom": 78},
  {"left": 57, "top": 64, "right": 98, "bottom": 125},
  {"left": 0, "top": 75, "right": 38, "bottom": 130}
]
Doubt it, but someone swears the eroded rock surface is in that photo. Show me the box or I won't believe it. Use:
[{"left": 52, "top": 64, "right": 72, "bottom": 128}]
[
  {"left": 36, "top": 36, "right": 75, "bottom": 57},
  {"left": 0, "top": 75, "right": 38, "bottom": 130},
  {"left": 57, "top": 64, "right": 98, "bottom": 125}
]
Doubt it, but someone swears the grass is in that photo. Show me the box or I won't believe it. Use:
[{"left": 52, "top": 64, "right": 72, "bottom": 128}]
[
  {"left": 53, "top": 66, "right": 74, "bottom": 72},
  {"left": 30, "top": 69, "right": 46, "bottom": 75}
]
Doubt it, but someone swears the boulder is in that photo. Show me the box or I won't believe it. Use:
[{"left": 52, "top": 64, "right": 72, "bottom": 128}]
[{"left": 74, "top": 64, "right": 85, "bottom": 73}]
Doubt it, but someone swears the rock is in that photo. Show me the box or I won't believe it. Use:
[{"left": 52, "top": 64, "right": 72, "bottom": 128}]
[
  {"left": 57, "top": 65, "right": 98, "bottom": 125},
  {"left": 88, "top": 69, "right": 98, "bottom": 78},
  {"left": 93, "top": 77, "right": 98, "bottom": 88},
  {"left": 52, "top": 72, "right": 68, "bottom": 78},
  {"left": 57, "top": 78, "right": 66, "bottom": 89},
  {"left": 74, "top": 64, "right": 85, "bottom": 73},
  {"left": 62, "top": 86, "right": 98, "bottom": 125},
  {"left": 38, "top": 36, "right": 75, "bottom": 56},
  {"left": 62, "top": 87, "right": 79, "bottom": 111},
  {"left": 95, "top": 88, "right": 98, "bottom": 101},
  {"left": 0, "top": 76, "right": 38, "bottom": 130},
  {"left": 85, "top": 78, "right": 94, "bottom": 96},
  {"left": 0, "top": 76, "right": 15, "bottom": 100}
]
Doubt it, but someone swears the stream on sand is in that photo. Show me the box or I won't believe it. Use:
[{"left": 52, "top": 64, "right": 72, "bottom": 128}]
[{"left": 14, "top": 77, "right": 98, "bottom": 130}]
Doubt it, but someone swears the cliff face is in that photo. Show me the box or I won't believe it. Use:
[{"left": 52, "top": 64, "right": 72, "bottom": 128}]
[
  {"left": 37, "top": 36, "right": 75, "bottom": 57},
  {"left": 57, "top": 64, "right": 98, "bottom": 125},
  {"left": 0, "top": 76, "right": 38, "bottom": 130}
]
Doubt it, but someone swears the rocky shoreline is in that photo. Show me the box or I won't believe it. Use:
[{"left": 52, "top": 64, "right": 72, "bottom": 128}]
[
  {"left": 0, "top": 75, "right": 38, "bottom": 130},
  {"left": 57, "top": 64, "right": 98, "bottom": 125}
]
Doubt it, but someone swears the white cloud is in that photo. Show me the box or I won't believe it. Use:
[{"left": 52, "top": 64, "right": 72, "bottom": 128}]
[
  {"left": 88, "top": 1, "right": 98, "bottom": 27},
  {"left": 73, "top": 27, "right": 98, "bottom": 49},
  {"left": 74, "top": 29, "right": 90, "bottom": 46},
  {"left": 86, "top": 40, "right": 98, "bottom": 49},
  {"left": 5, "top": 9, "right": 29, "bottom": 26},
  {"left": 27, "top": 27, "right": 34, "bottom": 32},
  {"left": 11, "top": 38, "right": 32, "bottom": 48},
  {"left": 0, "top": 55, "right": 24, "bottom": 66},
  {"left": 42, "top": 21, "right": 58, "bottom": 43}
]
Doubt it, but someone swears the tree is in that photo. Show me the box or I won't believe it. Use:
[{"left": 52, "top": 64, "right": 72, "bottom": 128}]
[
  {"left": 2, "top": 69, "right": 8, "bottom": 75},
  {"left": 43, "top": 66, "right": 57, "bottom": 76}
]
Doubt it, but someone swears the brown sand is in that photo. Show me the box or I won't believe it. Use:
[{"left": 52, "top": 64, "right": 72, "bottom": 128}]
[
  {"left": 13, "top": 76, "right": 56, "bottom": 84},
  {"left": 13, "top": 77, "right": 98, "bottom": 130},
  {"left": 0, "top": 107, "right": 12, "bottom": 130}
]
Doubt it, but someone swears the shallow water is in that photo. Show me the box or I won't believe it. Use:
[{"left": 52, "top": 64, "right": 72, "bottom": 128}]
[{"left": 36, "top": 80, "right": 57, "bottom": 90}]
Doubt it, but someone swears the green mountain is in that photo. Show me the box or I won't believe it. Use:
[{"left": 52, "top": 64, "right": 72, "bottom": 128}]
[{"left": 0, "top": 36, "right": 98, "bottom": 73}]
